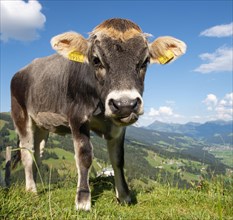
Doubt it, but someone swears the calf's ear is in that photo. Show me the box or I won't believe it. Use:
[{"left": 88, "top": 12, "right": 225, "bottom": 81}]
[
  {"left": 149, "top": 36, "right": 186, "bottom": 64},
  {"left": 51, "top": 32, "right": 88, "bottom": 62}
]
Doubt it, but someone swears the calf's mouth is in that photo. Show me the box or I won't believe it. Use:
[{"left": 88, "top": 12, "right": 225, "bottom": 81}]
[{"left": 112, "top": 112, "right": 139, "bottom": 126}]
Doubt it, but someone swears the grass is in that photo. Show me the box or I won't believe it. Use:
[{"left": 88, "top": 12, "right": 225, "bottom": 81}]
[
  {"left": 0, "top": 176, "right": 232, "bottom": 220},
  {"left": 145, "top": 150, "right": 207, "bottom": 183},
  {"left": 43, "top": 148, "right": 75, "bottom": 168},
  {"left": 0, "top": 120, "right": 5, "bottom": 130},
  {"left": 42, "top": 148, "right": 106, "bottom": 178},
  {"left": 8, "top": 130, "right": 17, "bottom": 141},
  {"left": 210, "top": 150, "right": 233, "bottom": 168}
]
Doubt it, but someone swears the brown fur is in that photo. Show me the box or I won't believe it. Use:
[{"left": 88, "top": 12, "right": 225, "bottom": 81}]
[
  {"left": 94, "top": 18, "right": 142, "bottom": 32},
  {"left": 92, "top": 18, "right": 143, "bottom": 41}
]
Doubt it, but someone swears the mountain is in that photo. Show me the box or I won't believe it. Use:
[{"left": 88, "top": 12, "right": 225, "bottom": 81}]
[
  {"left": 147, "top": 120, "right": 200, "bottom": 135},
  {"left": 147, "top": 120, "right": 233, "bottom": 146}
]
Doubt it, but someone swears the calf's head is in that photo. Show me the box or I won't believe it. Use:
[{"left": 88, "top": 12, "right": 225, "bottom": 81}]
[{"left": 51, "top": 18, "right": 186, "bottom": 126}]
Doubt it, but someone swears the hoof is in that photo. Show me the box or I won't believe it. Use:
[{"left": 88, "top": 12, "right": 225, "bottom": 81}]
[
  {"left": 117, "top": 195, "right": 132, "bottom": 205},
  {"left": 26, "top": 186, "right": 37, "bottom": 193},
  {"left": 75, "top": 190, "right": 91, "bottom": 211}
]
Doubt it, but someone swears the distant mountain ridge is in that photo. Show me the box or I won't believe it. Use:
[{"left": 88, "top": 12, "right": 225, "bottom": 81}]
[
  {"left": 147, "top": 120, "right": 233, "bottom": 146},
  {"left": 147, "top": 120, "right": 200, "bottom": 134}
]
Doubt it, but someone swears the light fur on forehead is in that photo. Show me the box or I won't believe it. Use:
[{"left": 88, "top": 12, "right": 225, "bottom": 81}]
[
  {"left": 91, "top": 27, "right": 145, "bottom": 42},
  {"left": 89, "top": 18, "right": 148, "bottom": 42},
  {"left": 51, "top": 32, "right": 88, "bottom": 57}
]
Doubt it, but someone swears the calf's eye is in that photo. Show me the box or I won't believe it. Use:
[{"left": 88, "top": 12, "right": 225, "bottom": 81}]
[
  {"left": 141, "top": 57, "right": 149, "bottom": 69},
  {"left": 93, "top": 57, "right": 101, "bottom": 66}
]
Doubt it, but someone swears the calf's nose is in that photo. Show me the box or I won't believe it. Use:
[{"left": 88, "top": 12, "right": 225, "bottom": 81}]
[{"left": 109, "top": 98, "right": 141, "bottom": 116}]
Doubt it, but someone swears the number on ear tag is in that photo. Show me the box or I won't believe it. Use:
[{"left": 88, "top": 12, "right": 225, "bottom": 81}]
[{"left": 68, "top": 51, "right": 85, "bottom": 63}]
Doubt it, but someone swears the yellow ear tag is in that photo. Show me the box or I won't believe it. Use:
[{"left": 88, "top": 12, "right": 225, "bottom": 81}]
[
  {"left": 68, "top": 51, "right": 85, "bottom": 63},
  {"left": 158, "top": 50, "right": 174, "bottom": 64}
]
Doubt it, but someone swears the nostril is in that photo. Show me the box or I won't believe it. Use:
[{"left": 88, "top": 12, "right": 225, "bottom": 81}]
[
  {"left": 109, "top": 99, "right": 120, "bottom": 111},
  {"left": 131, "top": 98, "right": 141, "bottom": 111},
  {"left": 131, "top": 99, "right": 138, "bottom": 110}
]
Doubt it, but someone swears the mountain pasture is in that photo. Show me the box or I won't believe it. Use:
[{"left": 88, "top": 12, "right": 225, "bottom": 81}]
[
  {"left": 1, "top": 176, "right": 232, "bottom": 219},
  {"left": 0, "top": 112, "right": 232, "bottom": 219}
]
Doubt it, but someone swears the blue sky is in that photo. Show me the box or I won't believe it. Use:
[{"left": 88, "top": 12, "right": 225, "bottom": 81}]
[{"left": 0, "top": 0, "right": 232, "bottom": 126}]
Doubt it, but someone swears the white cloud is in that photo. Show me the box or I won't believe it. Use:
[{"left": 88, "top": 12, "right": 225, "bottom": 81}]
[
  {"left": 196, "top": 22, "right": 233, "bottom": 74},
  {"left": 138, "top": 106, "right": 184, "bottom": 126},
  {"left": 194, "top": 46, "right": 233, "bottom": 73},
  {"left": 0, "top": 0, "right": 46, "bottom": 42},
  {"left": 200, "top": 22, "right": 233, "bottom": 37},
  {"left": 203, "top": 92, "right": 233, "bottom": 121},
  {"left": 137, "top": 93, "right": 232, "bottom": 127},
  {"left": 215, "top": 93, "right": 233, "bottom": 120},
  {"left": 203, "top": 94, "right": 218, "bottom": 110},
  {"left": 148, "top": 106, "right": 173, "bottom": 117}
]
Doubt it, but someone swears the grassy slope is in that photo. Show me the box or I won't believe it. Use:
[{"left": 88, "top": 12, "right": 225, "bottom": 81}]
[
  {"left": 43, "top": 148, "right": 107, "bottom": 178},
  {"left": 0, "top": 180, "right": 232, "bottom": 220},
  {"left": 210, "top": 150, "right": 233, "bottom": 168},
  {"left": 0, "top": 120, "right": 5, "bottom": 130}
]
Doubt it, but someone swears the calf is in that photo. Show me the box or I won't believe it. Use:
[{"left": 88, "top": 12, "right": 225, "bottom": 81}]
[{"left": 11, "top": 18, "right": 186, "bottom": 210}]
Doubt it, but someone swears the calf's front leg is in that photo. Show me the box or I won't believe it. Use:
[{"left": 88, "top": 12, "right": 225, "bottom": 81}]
[
  {"left": 107, "top": 127, "right": 131, "bottom": 204},
  {"left": 72, "top": 123, "right": 93, "bottom": 211}
]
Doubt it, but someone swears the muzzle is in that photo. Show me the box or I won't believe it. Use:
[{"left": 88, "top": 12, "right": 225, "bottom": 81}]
[{"left": 105, "top": 89, "right": 144, "bottom": 126}]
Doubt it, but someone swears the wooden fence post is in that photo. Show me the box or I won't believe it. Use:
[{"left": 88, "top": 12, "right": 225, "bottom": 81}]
[{"left": 5, "top": 146, "right": 12, "bottom": 188}]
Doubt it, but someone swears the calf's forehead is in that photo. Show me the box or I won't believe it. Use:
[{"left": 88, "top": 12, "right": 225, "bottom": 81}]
[
  {"left": 91, "top": 18, "right": 143, "bottom": 41},
  {"left": 89, "top": 18, "right": 149, "bottom": 61},
  {"left": 91, "top": 36, "right": 149, "bottom": 62}
]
